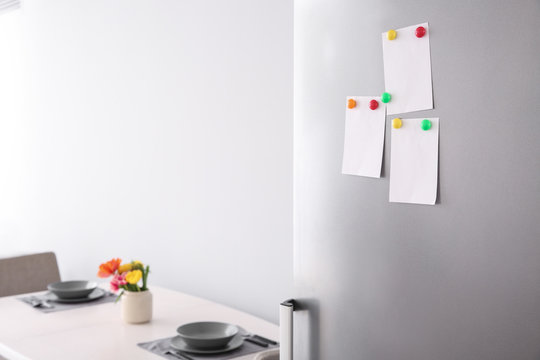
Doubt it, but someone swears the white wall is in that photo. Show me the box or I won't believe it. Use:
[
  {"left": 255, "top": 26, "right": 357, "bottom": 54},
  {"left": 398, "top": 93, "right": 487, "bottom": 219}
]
[{"left": 0, "top": 0, "right": 292, "bottom": 322}]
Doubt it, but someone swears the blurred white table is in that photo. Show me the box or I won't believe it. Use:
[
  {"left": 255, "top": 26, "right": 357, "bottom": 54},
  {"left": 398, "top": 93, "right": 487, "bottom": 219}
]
[{"left": 0, "top": 285, "right": 278, "bottom": 360}]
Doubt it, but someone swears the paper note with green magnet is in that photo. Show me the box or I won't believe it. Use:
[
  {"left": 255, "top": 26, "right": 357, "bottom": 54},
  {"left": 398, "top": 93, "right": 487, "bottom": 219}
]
[
  {"left": 342, "top": 96, "right": 386, "bottom": 178},
  {"left": 389, "top": 118, "right": 439, "bottom": 205},
  {"left": 382, "top": 22, "right": 433, "bottom": 115}
]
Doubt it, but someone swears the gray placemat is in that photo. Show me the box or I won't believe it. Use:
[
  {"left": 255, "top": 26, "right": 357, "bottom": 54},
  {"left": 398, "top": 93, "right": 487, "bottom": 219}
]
[
  {"left": 138, "top": 335, "right": 278, "bottom": 360},
  {"left": 17, "top": 289, "right": 117, "bottom": 313}
]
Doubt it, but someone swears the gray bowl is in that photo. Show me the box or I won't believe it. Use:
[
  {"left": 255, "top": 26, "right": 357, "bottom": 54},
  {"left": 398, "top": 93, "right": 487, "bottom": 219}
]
[
  {"left": 47, "top": 280, "right": 98, "bottom": 299},
  {"left": 176, "top": 322, "right": 239, "bottom": 349}
]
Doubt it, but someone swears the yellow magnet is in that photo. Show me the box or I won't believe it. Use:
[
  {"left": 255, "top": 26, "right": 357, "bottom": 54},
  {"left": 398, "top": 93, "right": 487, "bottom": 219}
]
[
  {"left": 392, "top": 118, "right": 402, "bottom": 129},
  {"left": 347, "top": 98, "right": 357, "bottom": 109},
  {"left": 387, "top": 29, "right": 397, "bottom": 40}
]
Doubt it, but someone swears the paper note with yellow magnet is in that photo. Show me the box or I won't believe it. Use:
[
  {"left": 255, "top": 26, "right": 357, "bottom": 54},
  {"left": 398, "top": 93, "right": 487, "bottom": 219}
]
[
  {"left": 381, "top": 22, "right": 433, "bottom": 115},
  {"left": 389, "top": 117, "right": 439, "bottom": 205}
]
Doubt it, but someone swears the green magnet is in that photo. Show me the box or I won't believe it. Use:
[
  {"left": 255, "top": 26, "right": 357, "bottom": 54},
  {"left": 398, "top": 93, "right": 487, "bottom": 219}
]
[
  {"left": 381, "top": 92, "right": 391, "bottom": 103},
  {"left": 421, "top": 119, "right": 432, "bottom": 131}
]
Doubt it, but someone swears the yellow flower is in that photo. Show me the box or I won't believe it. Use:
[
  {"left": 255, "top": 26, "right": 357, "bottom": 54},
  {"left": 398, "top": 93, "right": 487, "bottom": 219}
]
[
  {"left": 125, "top": 270, "right": 142, "bottom": 284},
  {"left": 131, "top": 260, "right": 144, "bottom": 270},
  {"left": 118, "top": 263, "right": 132, "bottom": 274}
]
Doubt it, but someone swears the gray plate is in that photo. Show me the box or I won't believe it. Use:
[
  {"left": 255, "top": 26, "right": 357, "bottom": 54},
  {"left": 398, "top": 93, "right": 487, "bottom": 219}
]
[
  {"left": 170, "top": 333, "right": 244, "bottom": 354},
  {"left": 45, "top": 288, "right": 106, "bottom": 303}
]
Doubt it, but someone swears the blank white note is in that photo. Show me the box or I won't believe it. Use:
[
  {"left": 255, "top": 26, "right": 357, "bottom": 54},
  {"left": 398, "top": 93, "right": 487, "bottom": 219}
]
[
  {"left": 342, "top": 96, "right": 386, "bottom": 178},
  {"left": 389, "top": 117, "right": 439, "bottom": 205},
  {"left": 382, "top": 22, "right": 433, "bottom": 115}
]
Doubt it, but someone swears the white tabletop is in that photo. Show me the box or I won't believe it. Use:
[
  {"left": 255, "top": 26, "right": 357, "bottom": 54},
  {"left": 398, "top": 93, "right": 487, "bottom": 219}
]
[{"left": 0, "top": 285, "right": 278, "bottom": 360}]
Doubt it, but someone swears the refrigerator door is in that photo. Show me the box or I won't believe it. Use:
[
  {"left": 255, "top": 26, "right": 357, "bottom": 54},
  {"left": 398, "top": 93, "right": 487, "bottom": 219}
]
[{"left": 294, "top": 1, "right": 540, "bottom": 359}]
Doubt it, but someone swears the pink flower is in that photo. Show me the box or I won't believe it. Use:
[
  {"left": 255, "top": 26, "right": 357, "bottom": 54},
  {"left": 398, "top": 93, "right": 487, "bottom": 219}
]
[{"left": 110, "top": 272, "right": 127, "bottom": 292}]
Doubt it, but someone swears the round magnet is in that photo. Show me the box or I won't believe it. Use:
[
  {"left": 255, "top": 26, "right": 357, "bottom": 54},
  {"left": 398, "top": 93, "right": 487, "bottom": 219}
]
[
  {"left": 347, "top": 98, "right": 357, "bottom": 109},
  {"left": 415, "top": 26, "right": 426, "bottom": 38},
  {"left": 392, "top": 118, "right": 402, "bottom": 129},
  {"left": 387, "top": 29, "right": 397, "bottom": 40},
  {"left": 381, "top": 92, "right": 391, "bottom": 103},
  {"left": 369, "top": 99, "right": 379, "bottom": 110},
  {"left": 421, "top": 119, "right": 432, "bottom": 130}
]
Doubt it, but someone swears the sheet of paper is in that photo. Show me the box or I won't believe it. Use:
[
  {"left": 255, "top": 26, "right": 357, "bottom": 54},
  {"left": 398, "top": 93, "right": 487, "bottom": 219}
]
[
  {"left": 342, "top": 96, "right": 386, "bottom": 178},
  {"left": 382, "top": 22, "right": 433, "bottom": 115},
  {"left": 389, "top": 117, "right": 439, "bottom": 205}
]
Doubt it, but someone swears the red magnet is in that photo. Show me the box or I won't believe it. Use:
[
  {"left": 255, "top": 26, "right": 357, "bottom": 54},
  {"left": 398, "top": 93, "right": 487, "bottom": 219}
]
[
  {"left": 415, "top": 26, "right": 426, "bottom": 38},
  {"left": 369, "top": 99, "right": 379, "bottom": 110}
]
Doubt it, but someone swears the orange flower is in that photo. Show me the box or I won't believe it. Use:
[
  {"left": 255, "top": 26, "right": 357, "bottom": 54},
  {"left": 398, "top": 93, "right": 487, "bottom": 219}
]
[{"left": 97, "top": 258, "right": 121, "bottom": 278}]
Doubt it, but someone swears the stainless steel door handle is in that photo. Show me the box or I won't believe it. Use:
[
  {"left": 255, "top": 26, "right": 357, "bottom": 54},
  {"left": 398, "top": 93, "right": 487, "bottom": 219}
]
[{"left": 280, "top": 299, "right": 295, "bottom": 360}]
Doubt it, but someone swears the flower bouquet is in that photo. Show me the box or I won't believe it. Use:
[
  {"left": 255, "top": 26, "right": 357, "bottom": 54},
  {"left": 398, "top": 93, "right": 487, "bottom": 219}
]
[
  {"left": 98, "top": 258, "right": 150, "bottom": 298},
  {"left": 98, "top": 258, "right": 152, "bottom": 323}
]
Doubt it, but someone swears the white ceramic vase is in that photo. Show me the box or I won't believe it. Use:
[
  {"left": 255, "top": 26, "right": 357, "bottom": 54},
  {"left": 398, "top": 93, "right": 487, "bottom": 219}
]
[{"left": 121, "top": 290, "right": 152, "bottom": 324}]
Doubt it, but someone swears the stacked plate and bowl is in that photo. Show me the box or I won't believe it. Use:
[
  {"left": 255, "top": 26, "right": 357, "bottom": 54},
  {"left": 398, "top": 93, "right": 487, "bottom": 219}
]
[
  {"left": 171, "top": 322, "right": 243, "bottom": 354},
  {"left": 47, "top": 281, "right": 106, "bottom": 303}
]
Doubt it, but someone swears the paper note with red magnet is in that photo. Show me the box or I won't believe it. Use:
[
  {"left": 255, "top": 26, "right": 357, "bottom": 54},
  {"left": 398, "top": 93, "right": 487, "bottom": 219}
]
[
  {"left": 381, "top": 22, "right": 433, "bottom": 115},
  {"left": 343, "top": 96, "right": 387, "bottom": 178}
]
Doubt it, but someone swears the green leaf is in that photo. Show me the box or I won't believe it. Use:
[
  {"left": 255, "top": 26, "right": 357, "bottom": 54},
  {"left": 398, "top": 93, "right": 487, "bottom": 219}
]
[{"left": 142, "top": 265, "right": 150, "bottom": 291}]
